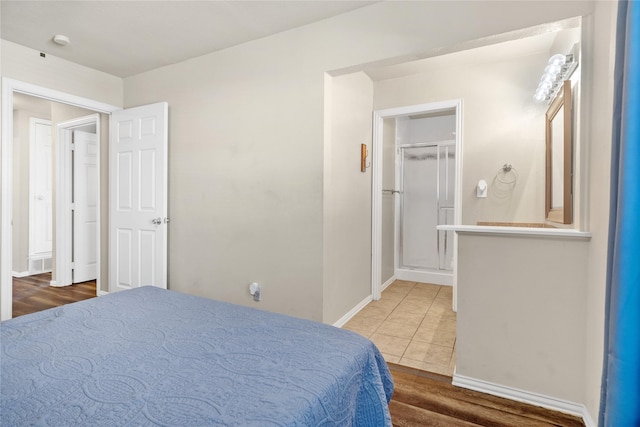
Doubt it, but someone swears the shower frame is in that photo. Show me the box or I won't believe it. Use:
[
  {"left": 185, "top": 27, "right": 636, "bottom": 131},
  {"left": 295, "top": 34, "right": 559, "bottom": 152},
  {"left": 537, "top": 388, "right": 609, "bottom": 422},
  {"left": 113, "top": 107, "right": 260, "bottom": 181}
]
[{"left": 396, "top": 141, "right": 456, "bottom": 281}]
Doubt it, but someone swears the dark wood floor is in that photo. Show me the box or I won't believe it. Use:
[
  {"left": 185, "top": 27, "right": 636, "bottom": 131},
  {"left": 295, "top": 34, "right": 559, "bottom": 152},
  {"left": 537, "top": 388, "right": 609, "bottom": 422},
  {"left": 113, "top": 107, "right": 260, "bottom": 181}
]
[
  {"left": 388, "top": 363, "right": 585, "bottom": 427},
  {"left": 10, "top": 277, "right": 584, "bottom": 426},
  {"left": 12, "top": 272, "right": 96, "bottom": 318}
]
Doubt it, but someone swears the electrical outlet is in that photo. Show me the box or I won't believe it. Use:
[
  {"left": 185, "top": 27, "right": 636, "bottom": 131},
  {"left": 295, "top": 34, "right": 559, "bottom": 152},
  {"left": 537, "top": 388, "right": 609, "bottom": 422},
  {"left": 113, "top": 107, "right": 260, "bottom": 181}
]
[{"left": 249, "top": 282, "right": 261, "bottom": 302}]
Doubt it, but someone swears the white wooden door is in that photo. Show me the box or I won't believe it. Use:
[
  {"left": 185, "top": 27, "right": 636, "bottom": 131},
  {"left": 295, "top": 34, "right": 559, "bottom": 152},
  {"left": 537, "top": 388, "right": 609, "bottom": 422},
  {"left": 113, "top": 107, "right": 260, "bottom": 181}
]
[
  {"left": 29, "top": 118, "right": 53, "bottom": 257},
  {"left": 109, "top": 102, "right": 168, "bottom": 292},
  {"left": 73, "top": 131, "right": 98, "bottom": 283}
]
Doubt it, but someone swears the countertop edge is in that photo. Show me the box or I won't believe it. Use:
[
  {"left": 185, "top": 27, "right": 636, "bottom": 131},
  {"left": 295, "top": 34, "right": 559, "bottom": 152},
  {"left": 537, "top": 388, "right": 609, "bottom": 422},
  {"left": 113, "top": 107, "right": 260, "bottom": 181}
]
[{"left": 437, "top": 225, "right": 592, "bottom": 239}]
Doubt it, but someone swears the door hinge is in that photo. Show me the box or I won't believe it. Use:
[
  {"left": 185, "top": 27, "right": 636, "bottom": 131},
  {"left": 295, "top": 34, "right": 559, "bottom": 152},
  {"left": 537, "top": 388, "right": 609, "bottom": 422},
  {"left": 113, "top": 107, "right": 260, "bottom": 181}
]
[
  {"left": 70, "top": 143, "right": 75, "bottom": 150},
  {"left": 70, "top": 203, "right": 76, "bottom": 210},
  {"left": 70, "top": 262, "right": 75, "bottom": 269}
]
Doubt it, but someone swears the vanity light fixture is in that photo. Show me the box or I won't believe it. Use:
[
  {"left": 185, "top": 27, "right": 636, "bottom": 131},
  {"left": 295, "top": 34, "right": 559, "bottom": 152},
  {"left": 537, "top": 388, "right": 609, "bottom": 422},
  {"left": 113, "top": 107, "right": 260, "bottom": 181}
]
[{"left": 534, "top": 53, "right": 577, "bottom": 104}]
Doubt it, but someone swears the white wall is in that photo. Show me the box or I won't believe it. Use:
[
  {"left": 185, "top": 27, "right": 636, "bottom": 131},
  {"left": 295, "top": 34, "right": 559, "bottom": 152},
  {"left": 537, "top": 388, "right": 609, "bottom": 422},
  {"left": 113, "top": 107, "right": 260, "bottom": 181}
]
[
  {"left": 11, "top": 111, "right": 27, "bottom": 273},
  {"left": 1, "top": 42, "right": 121, "bottom": 296},
  {"left": 123, "top": 0, "right": 598, "bottom": 322},
  {"left": 323, "top": 72, "right": 373, "bottom": 324},
  {"left": 12, "top": 108, "right": 51, "bottom": 273},
  {"left": 124, "top": 43, "right": 328, "bottom": 320},
  {"left": 1, "top": 41, "right": 123, "bottom": 107},
  {"left": 406, "top": 114, "right": 457, "bottom": 144},
  {"left": 584, "top": 0, "right": 618, "bottom": 419},
  {"left": 457, "top": 233, "right": 589, "bottom": 403},
  {"left": 374, "top": 51, "right": 549, "bottom": 225}
]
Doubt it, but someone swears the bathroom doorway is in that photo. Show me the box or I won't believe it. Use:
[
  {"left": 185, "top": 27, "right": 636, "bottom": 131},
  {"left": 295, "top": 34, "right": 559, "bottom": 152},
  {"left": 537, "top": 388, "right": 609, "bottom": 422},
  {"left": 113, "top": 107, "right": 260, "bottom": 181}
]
[{"left": 371, "top": 100, "right": 462, "bottom": 310}]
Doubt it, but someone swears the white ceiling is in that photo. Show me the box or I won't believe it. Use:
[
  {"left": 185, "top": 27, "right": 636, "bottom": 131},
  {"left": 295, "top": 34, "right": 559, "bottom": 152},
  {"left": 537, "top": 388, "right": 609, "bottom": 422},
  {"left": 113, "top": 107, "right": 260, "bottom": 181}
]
[
  {"left": 365, "top": 33, "right": 557, "bottom": 82},
  {"left": 1, "top": 1, "right": 375, "bottom": 78},
  {"left": 365, "top": 26, "right": 581, "bottom": 81}
]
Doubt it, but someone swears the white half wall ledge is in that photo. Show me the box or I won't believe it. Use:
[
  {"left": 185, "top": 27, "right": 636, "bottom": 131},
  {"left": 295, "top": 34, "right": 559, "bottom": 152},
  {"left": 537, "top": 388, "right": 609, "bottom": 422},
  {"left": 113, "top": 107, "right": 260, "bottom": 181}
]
[
  {"left": 438, "top": 225, "right": 592, "bottom": 239},
  {"left": 452, "top": 373, "right": 596, "bottom": 427}
]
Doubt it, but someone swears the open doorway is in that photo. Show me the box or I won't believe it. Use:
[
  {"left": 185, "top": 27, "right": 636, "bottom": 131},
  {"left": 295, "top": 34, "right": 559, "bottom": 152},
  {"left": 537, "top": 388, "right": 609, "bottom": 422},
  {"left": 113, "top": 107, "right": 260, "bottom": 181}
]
[
  {"left": 12, "top": 95, "right": 101, "bottom": 282},
  {"left": 366, "top": 102, "right": 461, "bottom": 376},
  {"left": 10, "top": 94, "right": 100, "bottom": 315},
  {"left": 372, "top": 100, "right": 463, "bottom": 305},
  {"left": 1, "top": 79, "right": 120, "bottom": 320}
]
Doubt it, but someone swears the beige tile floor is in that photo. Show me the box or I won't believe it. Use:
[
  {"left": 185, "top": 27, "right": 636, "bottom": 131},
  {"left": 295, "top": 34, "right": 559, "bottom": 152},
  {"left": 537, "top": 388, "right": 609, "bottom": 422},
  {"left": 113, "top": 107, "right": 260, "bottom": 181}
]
[{"left": 343, "top": 280, "right": 456, "bottom": 376}]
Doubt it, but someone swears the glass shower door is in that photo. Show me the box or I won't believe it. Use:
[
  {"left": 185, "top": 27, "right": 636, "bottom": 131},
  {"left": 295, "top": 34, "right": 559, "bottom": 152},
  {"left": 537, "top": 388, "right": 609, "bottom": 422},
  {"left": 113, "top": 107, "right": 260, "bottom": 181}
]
[
  {"left": 400, "top": 145, "right": 438, "bottom": 270},
  {"left": 399, "top": 143, "right": 454, "bottom": 273}
]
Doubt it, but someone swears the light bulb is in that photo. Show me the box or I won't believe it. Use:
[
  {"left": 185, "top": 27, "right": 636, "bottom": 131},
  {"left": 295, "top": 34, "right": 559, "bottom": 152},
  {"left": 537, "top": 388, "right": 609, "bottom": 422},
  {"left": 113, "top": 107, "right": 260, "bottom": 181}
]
[
  {"left": 534, "top": 92, "right": 547, "bottom": 103},
  {"left": 544, "top": 64, "right": 561, "bottom": 75},
  {"left": 548, "top": 54, "right": 566, "bottom": 66},
  {"left": 538, "top": 81, "right": 552, "bottom": 91}
]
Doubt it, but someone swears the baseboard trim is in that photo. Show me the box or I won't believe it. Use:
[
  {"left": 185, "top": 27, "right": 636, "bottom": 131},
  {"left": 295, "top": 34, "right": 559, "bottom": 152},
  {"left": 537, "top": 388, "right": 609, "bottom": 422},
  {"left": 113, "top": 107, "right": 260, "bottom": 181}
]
[
  {"left": 12, "top": 270, "right": 30, "bottom": 278},
  {"left": 97, "top": 290, "right": 109, "bottom": 297},
  {"left": 581, "top": 408, "right": 597, "bottom": 427},
  {"left": 333, "top": 277, "right": 398, "bottom": 327},
  {"left": 396, "top": 268, "right": 453, "bottom": 285},
  {"left": 381, "top": 276, "right": 396, "bottom": 292},
  {"left": 452, "top": 373, "right": 596, "bottom": 426},
  {"left": 333, "top": 294, "right": 373, "bottom": 328}
]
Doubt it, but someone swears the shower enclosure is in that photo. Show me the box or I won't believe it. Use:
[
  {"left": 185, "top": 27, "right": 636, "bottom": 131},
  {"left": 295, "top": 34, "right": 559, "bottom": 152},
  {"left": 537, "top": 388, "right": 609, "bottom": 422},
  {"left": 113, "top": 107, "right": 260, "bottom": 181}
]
[
  {"left": 374, "top": 101, "right": 460, "bottom": 303},
  {"left": 397, "top": 142, "right": 455, "bottom": 283},
  {"left": 382, "top": 108, "right": 457, "bottom": 286}
]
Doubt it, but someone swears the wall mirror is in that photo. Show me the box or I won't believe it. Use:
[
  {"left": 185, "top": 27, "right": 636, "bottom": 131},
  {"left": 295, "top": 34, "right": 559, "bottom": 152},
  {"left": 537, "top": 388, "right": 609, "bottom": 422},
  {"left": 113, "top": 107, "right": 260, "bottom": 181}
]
[{"left": 545, "top": 80, "right": 572, "bottom": 224}]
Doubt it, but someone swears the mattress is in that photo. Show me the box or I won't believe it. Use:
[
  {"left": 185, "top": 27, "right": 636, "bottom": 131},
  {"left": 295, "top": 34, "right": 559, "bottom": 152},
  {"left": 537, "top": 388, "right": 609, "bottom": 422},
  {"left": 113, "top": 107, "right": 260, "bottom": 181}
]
[{"left": 1, "top": 286, "right": 393, "bottom": 426}]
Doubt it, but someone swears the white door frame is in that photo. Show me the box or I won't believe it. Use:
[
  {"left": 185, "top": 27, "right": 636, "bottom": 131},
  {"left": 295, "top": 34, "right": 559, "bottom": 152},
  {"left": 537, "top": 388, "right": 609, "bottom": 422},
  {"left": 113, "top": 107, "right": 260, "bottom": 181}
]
[
  {"left": 371, "top": 100, "right": 463, "bottom": 308},
  {"left": 54, "top": 114, "right": 100, "bottom": 288},
  {"left": 0, "top": 78, "right": 119, "bottom": 320}
]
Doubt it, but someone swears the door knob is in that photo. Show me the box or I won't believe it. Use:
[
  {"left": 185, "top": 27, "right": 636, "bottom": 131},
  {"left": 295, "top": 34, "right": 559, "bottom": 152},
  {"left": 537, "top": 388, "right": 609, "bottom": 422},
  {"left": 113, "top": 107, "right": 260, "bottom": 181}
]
[{"left": 151, "top": 217, "right": 162, "bottom": 225}]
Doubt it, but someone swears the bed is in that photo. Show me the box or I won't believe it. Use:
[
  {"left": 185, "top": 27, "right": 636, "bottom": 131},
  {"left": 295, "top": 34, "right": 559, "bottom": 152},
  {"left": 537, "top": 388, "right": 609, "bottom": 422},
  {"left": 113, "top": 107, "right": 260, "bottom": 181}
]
[{"left": 1, "top": 286, "right": 393, "bottom": 426}]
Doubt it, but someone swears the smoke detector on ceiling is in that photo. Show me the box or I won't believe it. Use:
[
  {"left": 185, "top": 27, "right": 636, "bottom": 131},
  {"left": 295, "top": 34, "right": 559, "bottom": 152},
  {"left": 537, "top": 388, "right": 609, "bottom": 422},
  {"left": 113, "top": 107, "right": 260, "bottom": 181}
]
[{"left": 52, "top": 35, "right": 70, "bottom": 46}]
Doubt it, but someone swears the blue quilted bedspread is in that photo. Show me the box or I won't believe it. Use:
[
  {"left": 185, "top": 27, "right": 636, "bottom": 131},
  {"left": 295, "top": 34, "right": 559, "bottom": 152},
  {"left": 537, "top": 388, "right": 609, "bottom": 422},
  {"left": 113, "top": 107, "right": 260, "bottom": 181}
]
[{"left": 1, "top": 286, "right": 393, "bottom": 426}]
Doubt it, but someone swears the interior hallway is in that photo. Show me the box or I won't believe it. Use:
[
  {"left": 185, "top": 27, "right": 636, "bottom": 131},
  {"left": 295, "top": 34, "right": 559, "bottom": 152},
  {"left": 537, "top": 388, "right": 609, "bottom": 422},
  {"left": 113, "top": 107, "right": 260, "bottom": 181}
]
[{"left": 343, "top": 280, "right": 456, "bottom": 376}]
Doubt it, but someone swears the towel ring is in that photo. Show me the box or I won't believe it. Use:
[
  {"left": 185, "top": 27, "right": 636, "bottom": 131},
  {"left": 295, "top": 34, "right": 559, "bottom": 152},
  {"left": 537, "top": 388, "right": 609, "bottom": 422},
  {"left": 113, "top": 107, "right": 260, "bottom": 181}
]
[{"left": 496, "top": 164, "right": 518, "bottom": 185}]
